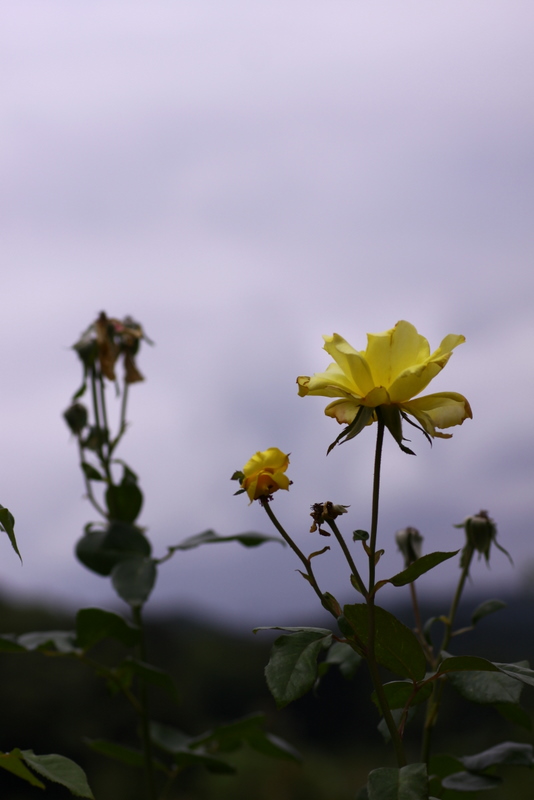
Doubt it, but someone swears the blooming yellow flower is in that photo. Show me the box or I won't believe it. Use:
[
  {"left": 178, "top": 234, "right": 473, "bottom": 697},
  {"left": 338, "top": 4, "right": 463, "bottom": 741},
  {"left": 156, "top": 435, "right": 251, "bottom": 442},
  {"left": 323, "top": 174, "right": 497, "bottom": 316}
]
[
  {"left": 240, "top": 448, "right": 291, "bottom": 502},
  {"left": 297, "top": 321, "right": 472, "bottom": 453}
]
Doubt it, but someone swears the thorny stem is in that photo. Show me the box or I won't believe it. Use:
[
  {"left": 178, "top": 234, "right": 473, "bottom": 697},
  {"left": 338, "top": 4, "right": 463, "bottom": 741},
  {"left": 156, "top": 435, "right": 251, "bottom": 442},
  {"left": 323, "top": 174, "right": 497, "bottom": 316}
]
[
  {"left": 132, "top": 604, "right": 158, "bottom": 800},
  {"left": 365, "top": 416, "right": 407, "bottom": 767},
  {"left": 420, "top": 544, "right": 475, "bottom": 764},
  {"left": 262, "top": 501, "right": 333, "bottom": 616}
]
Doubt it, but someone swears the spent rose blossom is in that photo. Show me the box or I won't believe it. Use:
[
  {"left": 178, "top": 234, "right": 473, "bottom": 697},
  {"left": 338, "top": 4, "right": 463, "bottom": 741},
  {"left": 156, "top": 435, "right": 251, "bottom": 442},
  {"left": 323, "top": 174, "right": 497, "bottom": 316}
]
[
  {"left": 238, "top": 448, "right": 291, "bottom": 502},
  {"left": 297, "top": 320, "right": 472, "bottom": 453}
]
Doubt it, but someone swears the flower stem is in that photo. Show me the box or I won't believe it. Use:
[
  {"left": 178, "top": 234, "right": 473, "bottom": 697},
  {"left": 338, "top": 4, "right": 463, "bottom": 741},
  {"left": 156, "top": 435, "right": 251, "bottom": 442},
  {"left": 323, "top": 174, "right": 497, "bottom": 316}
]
[
  {"left": 262, "top": 501, "right": 333, "bottom": 616},
  {"left": 365, "top": 416, "right": 406, "bottom": 767},
  {"left": 420, "top": 544, "right": 474, "bottom": 764},
  {"left": 76, "top": 437, "right": 108, "bottom": 519},
  {"left": 409, "top": 580, "right": 434, "bottom": 664},
  {"left": 132, "top": 604, "right": 158, "bottom": 800},
  {"left": 368, "top": 414, "right": 385, "bottom": 594},
  {"left": 326, "top": 518, "right": 368, "bottom": 599}
]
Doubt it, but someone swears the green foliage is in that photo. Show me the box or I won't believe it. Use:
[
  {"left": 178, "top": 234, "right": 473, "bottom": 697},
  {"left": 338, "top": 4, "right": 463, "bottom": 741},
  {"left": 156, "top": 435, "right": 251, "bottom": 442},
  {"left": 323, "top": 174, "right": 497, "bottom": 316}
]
[
  {"left": 111, "top": 557, "right": 157, "bottom": 607},
  {"left": 0, "top": 749, "right": 94, "bottom": 797},
  {"left": 471, "top": 599, "right": 506, "bottom": 626},
  {"left": 371, "top": 681, "right": 432, "bottom": 712},
  {"left": 87, "top": 739, "right": 165, "bottom": 771},
  {"left": 379, "top": 551, "right": 460, "bottom": 590},
  {"left": 75, "top": 608, "right": 141, "bottom": 649},
  {"left": 0, "top": 505, "right": 21, "bottom": 563},
  {"left": 105, "top": 467, "right": 143, "bottom": 524},
  {"left": 436, "top": 742, "right": 534, "bottom": 793},
  {"left": 75, "top": 522, "right": 151, "bottom": 577},
  {"left": 343, "top": 604, "right": 426, "bottom": 681},
  {"left": 324, "top": 640, "right": 362, "bottom": 679},
  {"left": 447, "top": 663, "right": 525, "bottom": 705},
  {"left": 168, "top": 529, "right": 283, "bottom": 551},
  {"left": 366, "top": 763, "right": 429, "bottom": 800},
  {"left": 119, "top": 657, "right": 181, "bottom": 704},
  {"left": 264, "top": 630, "right": 333, "bottom": 708}
]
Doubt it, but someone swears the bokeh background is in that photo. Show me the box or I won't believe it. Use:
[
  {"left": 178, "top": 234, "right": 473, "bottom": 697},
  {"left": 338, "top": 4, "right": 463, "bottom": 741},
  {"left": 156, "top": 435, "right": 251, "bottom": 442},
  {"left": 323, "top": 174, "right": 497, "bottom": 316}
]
[{"left": 2, "top": 1, "right": 533, "bottom": 626}]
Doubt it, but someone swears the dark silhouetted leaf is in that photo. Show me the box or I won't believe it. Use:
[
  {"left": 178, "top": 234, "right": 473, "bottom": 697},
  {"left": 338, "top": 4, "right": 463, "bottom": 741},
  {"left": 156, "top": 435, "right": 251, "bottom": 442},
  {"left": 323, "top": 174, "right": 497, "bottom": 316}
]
[
  {"left": 0, "top": 505, "right": 21, "bottom": 563},
  {"left": 169, "top": 529, "right": 283, "bottom": 551},
  {"left": 76, "top": 608, "right": 140, "bottom": 650},
  {"left": 0, "top": 749, "right": 44, "bottom": 787},
  {"left": 81, "top": 462, "right": 105, "bottom": 482},
  {"left": 343, "top": 604, "right": 426, "bottom": 680},
  {"left": 21, "top": 750, "right": 94, "bottom": 798},
  {"left": 471, "top": 598, "right": 506, "bottom": 626},
  {"left": 448, "top": 665, "right": 524, "bottom": 705},
  {"left": 367, "top": 763, "right": 428, "bottom": 799},
  {"left": 76, "top": 522, "right": 151, "bottom": 577},
  {"left": 265, "top": 630, "right": 332, "bottom": 708},
  {"left": 325, "top": 641, "right": 362, "bottom": 679},
  {"left": 371, "top": 680, "right": 432, "bottom": 711},
  {"left": 460, "top": 741, "right": 533, "bottom": 771},
  {"left": 387, "top": 551, "right": 459, "bottom": 588},
  {"left": 111, "top": 556, "right": 156, "bottom": 607},
  {"left": 86, "top": 739, "right": 166, "bottom": 771}
]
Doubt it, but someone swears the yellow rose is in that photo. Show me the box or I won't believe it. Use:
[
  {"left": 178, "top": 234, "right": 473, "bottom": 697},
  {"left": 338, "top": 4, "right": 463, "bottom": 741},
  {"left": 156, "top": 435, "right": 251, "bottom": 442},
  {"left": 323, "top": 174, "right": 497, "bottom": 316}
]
[
  {"left": 297, "top": 320, "right": 472, "bottom": 453},
  {"left": 240, "top": 448, "right": 291, "bottom": 502}
]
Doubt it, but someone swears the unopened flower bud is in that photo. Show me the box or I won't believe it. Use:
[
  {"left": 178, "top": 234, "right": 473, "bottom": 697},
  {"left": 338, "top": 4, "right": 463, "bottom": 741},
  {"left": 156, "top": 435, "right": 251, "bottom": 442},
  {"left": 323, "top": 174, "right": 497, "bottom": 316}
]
[
  {"left": 309, "top": 502, "right": 349, "bottom": 535},
  {"left": 455, "top": 510, "right": 512, "bottom": 567},
  {"left": 395, "top": 527, "right": 423, "bottom": 567},
  {"left": 63, "top": 403, "right": 88, "bottom": 435}
]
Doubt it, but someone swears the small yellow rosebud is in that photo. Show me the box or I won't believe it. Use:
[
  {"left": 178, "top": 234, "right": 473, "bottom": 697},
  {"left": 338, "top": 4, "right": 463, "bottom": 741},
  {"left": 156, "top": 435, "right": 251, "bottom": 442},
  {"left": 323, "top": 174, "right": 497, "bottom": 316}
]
[
  {"left": 239, "top": 448, "right": 291, "bottom": 503},
  {"left": 395, "top": 527, "right": 423, "bottom": 567}
]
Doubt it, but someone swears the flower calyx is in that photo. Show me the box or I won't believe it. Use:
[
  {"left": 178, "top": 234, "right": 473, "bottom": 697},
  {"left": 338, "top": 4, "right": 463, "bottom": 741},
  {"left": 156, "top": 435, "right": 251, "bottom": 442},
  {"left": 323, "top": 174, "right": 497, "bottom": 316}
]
[{"left": 455, "top": 510, "right": 512, "bottom": 567}]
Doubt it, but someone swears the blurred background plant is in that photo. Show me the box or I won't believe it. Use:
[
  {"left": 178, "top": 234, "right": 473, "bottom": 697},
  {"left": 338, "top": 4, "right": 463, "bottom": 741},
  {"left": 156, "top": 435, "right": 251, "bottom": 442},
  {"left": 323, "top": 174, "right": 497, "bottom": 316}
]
[{"left": 1, "top": 312, "right": 295, "bottom": 800}]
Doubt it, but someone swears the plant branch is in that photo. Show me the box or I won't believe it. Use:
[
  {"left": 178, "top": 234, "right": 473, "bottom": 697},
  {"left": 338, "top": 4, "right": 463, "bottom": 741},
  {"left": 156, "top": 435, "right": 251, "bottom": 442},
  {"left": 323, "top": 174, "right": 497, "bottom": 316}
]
[
  {"left": 76, "top": 438, "right": 108, "bottom": 519},
  {"left": 325, "top": 518, "right": 368, "bottom": 599},
  {"left": 132, "top": 605, "right": 158, "bottom": 800},
  {"left": 365, "top": 415, "right": 406, "bottom": 766},
  {"left": 420, "top": 544, "right": 474, "bottom": 764},
  {"left": 261, "top": 501, "right": 334, "bottom": 617}
]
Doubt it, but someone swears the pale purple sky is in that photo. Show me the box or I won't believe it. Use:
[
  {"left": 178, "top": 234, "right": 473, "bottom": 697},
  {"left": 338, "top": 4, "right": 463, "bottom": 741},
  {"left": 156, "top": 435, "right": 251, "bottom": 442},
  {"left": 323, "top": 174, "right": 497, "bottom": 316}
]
[{"left": 1, "top": 1, "right": 533, "bottom": 626}]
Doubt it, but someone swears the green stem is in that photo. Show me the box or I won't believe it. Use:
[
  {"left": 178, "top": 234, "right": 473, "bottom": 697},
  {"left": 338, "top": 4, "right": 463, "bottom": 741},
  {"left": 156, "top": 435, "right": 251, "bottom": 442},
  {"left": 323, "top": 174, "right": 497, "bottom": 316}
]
[
  {"left": 262, "top": 501, "right": 332, "bottom": 616},
  {"left": 326, "top": 518, "right": 368, "bottom": 599},
  {"left": 441, "top": 545, "right": 474, "bottom": 652},
  {"left": 368, "top": 414, "right": 385, "bottom": 594},
  {"left": 76, "top": 437, "right": 108, "bottom": 519},
  {"left": 420, "top": 544, "right": 474, "bottom": 764},
  {"left": 132, "top": 605, "right": 158, "bottom": 800},
  {"left": 365, "top": 416, "right": 406, "bottom": 767},
  {"left": 110, "top": 379, "right": 129, "bottom": 455},
  {"left": 98, "top": 372, "right": 110, "bottom": 454},
  {"left": 90, "top": 367, "right": 112, "bottom": 484},
  {"left": 409, "top": 579, "right": 434, "bottom": 664}
]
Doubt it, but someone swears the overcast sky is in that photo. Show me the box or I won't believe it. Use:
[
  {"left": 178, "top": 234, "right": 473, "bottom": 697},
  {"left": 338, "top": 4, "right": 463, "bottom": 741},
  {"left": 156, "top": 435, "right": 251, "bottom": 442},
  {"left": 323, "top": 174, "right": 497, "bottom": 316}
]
[{"left": 1, "top": 1, "right": 533, "bottom": 629}]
